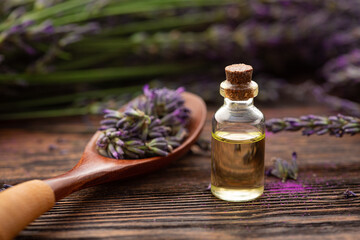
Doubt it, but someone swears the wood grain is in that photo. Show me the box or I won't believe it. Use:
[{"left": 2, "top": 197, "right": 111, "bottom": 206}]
[{"left": 0, "top": 105, "right": 359, "bottom": 240}]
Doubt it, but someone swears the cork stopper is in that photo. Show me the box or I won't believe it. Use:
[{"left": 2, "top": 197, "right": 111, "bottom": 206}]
[
  {"left": 225, "top": 64, "right": 253, "bottom": 84},
  {"left": 220, "top": 63, "right": 258, "bottom": 101}
]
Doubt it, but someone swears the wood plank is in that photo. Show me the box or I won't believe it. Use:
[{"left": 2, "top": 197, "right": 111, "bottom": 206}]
[{"left": 0, "top": 105, "right": 359, "bottom": 239}]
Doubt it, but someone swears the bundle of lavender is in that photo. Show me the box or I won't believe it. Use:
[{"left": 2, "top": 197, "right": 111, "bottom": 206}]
[{"left": 96, "top": 85, "right": 190, "bottom": 159}]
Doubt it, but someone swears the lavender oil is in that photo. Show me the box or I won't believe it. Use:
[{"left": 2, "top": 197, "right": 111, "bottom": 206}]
[{"left": 211, "top": 64, "right": 265, "bottom": 202}]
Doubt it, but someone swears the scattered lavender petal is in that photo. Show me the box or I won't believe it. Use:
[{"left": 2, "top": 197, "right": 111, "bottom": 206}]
[
  {"left": 48, "top": 144, "right": 57, "bottom": 151},
  {"left": 344, "top": 189, "right": 357, "bottom": 199}
]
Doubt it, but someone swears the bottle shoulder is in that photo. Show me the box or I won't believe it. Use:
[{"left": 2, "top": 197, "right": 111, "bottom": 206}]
[{"left": 213, "top": 105, "right": 264, "bottom": 124}]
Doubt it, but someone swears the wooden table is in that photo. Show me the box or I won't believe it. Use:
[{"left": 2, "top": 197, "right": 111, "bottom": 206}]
[{"left": 1, "top": 104, "right": 359, "bottom": 240}]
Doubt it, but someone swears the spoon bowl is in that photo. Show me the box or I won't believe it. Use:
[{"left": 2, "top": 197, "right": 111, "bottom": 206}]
[{"left": 0, "top": 91, "right": 207, "bottom": 240}]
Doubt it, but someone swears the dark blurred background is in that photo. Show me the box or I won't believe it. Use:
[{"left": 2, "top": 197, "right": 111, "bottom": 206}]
[{"left": 0, "top": 0, "right": 359, "bottom": 120}]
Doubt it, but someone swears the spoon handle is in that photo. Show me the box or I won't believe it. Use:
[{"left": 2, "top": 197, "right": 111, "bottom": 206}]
[{"left": 0, "top": 180, "right": 55, "bottom": 240}]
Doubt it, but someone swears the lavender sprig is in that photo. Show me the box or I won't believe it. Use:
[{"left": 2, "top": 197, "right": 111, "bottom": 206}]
[
  {"left": 267, "top": 152, "right": 298, "bottom": 182},
  {"left": 266, "top": 114, "right": 360, "bottom": 137},
  {"left": 96, "top": 85, "right": 190, "bottom": 159}
]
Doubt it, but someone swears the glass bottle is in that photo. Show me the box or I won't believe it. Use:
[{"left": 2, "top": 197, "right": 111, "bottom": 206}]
[{"left": 211, "top": 64, "right": 265, "bottom": 202}]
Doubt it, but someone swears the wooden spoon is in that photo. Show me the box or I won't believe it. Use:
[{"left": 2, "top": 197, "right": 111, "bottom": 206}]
[{"left": 0, "top": 92, "right": 207, "bottom": 240}]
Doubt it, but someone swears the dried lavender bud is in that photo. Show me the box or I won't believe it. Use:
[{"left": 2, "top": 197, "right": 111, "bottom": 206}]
[
  {"left": 343, "top": 189, "right": 357, "bottom": 199},
  {"left": 123, "top": 149, "right": 140, "bottom": 159},
  {"left": 149, "top": 142, "right": 167, "bottom": 148},
  {"left": 195, "top": 138, "right": 211, "bottom": 152},
  {"left": 125, "top": 140, "right": 144, "bottom": 146},
  {"left": 125, "top": 108, "right": 145, "bottom": 118},
  {"left": 190, "top": 138, "right": 211, "bottom": 156},
  {"left": 174, "top": 126, "right": 188, "bottom": 141},
  {"left": 148, "top": 132, "right": 164, "bottom": 138},
  {"left": 109, "top": 131, "right": 125, "bottom": 138},
  {"left": 266, "top": 114, "right": 360, "bottom": 137},
  {"left": 265, "top": 168, "right": 273, "bottom": 176},
  {"left": 115, "top": 146, "right": 124, "bottom": 158},
  {"left": 48, "top": 144, "right": 57, "bottom": 151},
  {"left": 2, "top": 184, "right": 12, "bottom": 189},
  {"left": 96, "top": 86, "right": 190, "bottom": 159},
  {"left": 116, "top": 118, "right": 128, "bottom": 128},
  {"left": 288, "top": 152, "right": 298, "bottom": 180},
  {"left": 166, "top": 140, "right": 180, "bottom": 148},
  {"left": 0, "top": 184, "right": 12, "bottom": 192},
  {"left": 271, "top": 158, "right": 288, "bottom": 182},
  {"left": 148, "top": 146, "right": 168, "bottom": 156},
  {"left": 108, "top": 143, "right": 119, "bottom": 159},
  {"left": 103, "top": 109, "right": 118, "bottom": 115},
  {"left": 97, "top": 147, "right": 108, "bottom": 158},
  {"left": 101, "top": 119, "right": 118, "bottom": 126},
  {"left": 128, "top": 119, "right": 145, "bottom": 133},
  {"left": 146, "top": 138, "right": 168, "bottom": 148},
  {"left": 57, "top": 138, "right": 66, "bottom": 143},
  {"left": 269, "top": 152, "right": 298, "bottom": 182},
  {"left": 149, "top": 119, "right": 161, "bottom": 128},
  {"left": 104, "top": 113, "right": 122, "bottom": 119},
  {"left": 127, "top": 147, "right": 145, "bottom": 156},
  {"left": 115, "top": 138, "right": 125, "bottom": 146}
]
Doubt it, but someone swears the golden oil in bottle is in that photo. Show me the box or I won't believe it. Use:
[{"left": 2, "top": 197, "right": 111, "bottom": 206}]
[
  {"left": 211, "top": 128, "right": 265, "bottom": 202},
  {"left": 211, "top": 63, "right": 265, "bottom": 202}
]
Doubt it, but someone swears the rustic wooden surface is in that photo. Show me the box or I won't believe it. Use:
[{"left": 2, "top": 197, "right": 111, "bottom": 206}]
[{"left": 0, "top": 104, "right": 360, "bottom": 240}]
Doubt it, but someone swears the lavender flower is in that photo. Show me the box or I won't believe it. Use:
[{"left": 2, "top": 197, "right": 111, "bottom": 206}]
[
  {"left": 0, "top": 184, "right": 12, "bottom": 192},
  {"left": 0, "top": 1, "right": 101, "bottom": 74},
  {"left": 268, "top": 152, "right": 298, "bottom": 182},
  {"left": 96, "top": 86, "right": 190, "bottom": 159},
  {"left": 312, "top": 87, "right": 360, "bottom": 118},
  {"left": 343, "top": 189, "right": 357, "bottom": 199},
  {"left": 266, "top": 114, "right": 360, "bottom": 137},
  {"left": 322, "top": 49, "right": 360, "bottom": 86}
]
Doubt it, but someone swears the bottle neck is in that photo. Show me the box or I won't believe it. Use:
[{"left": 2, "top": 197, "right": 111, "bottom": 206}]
[{"left": 223, "top": 98, "right": 254, "bottom": 110}]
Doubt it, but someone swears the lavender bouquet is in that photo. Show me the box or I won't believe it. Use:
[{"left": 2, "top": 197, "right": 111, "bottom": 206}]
[{"left": 96, "top": 85, "right": 190, "bottom": 159}]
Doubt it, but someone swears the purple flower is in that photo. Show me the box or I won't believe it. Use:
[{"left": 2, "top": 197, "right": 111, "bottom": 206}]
[
  {"left": 143, "top": 84, "right": 155, "bottom": 100},
  {"left": 96, "top": 86, "right": 190, "bottom": 160},
  {"left": 175, "top": 86, "right": 185, "bottom": 94},
  {"left": 8, "top": 25, "right": 23, "bottom": 34},
  {"left": 344, "top": 189, "right": 357, "bottom": 199},
  {"left": 269, "top": 152, "right": 298, "bottom": 182}
]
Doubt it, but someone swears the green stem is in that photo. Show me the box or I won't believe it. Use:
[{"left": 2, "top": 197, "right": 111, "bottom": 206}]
[
  {"left": 0, "top": 85, "right": 142, "bottom": 110},
  {"left": 0, "top": 0, "right": 35, "bottom": 10},
  {"left": 0, "top": 107, "right": 90, "bottom": 120},
  {"left": 101, "top": 10, "right": 226, "bottom": 36},
  {"left": 0, "top": 0, "right": 91, "bottom": 32},
  {"left": 52, "top": 0, "right": 237, "bottom": 26},
  {"left": 68, "top": 30, "right": 206, "bottom": 53},
  {"left": 0, "top": 63, "right": 204, "bottom": 84},
  {"left": 55, "top": 52, "right": 121, "bottom": 70},
  {"left": 0, "top": 0, "right": 236, "bottom": 31},
  {"left": 57, "top": 10, "right": 229, "bottom": 69},
  {"left": 67, "top": 39, "right": 134, "bottom": 53},
  {"left": 46, "top": 10, "right": 226, "bottom": 70}
]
